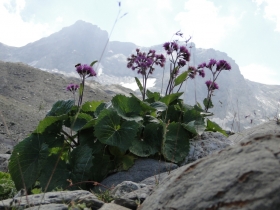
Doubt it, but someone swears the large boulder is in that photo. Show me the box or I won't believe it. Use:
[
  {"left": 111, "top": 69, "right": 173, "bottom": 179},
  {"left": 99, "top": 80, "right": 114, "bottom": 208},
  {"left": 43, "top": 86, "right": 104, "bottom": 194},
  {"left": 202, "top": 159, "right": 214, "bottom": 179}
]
[{"left": 139, "top": 131, "right": 280, "bottom": 210}]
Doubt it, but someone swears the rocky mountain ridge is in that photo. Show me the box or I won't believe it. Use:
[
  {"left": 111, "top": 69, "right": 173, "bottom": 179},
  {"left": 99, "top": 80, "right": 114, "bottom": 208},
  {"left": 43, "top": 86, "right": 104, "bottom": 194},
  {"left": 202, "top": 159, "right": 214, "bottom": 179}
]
[{"left": 0, "top": 20, "right": 279, "bottom": 132}]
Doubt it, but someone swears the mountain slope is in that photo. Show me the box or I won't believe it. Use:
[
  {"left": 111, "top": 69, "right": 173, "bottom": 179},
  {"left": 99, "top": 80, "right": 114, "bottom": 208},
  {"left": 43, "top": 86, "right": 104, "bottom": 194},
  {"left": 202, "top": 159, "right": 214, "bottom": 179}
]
[{"left": 0, "top": 20, "right": 279, "bottom": 132}]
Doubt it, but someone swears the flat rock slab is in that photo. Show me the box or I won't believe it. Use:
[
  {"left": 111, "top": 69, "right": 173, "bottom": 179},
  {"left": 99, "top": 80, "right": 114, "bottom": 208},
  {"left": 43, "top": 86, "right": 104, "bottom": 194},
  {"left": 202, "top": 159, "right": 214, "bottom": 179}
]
[
  {"left": 0, "top": 190, "right": 104, "bottom": 210},
  {"left": 139, "top": 131, "right": 280, "bottom": 210}
]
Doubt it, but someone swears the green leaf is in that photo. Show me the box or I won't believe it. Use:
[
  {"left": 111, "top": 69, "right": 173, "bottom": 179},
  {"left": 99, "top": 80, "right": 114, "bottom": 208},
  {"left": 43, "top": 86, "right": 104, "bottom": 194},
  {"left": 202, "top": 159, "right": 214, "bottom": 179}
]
[
  {"left": 174, "top": 71, "right": 189, "bottom": 87},
  {"left": 70, "top": 113, "right": 93, "bottom": 132},
  {"left": 129, "top": 123, "right": 163, "bottom": 157},
  {"left": 39, "top": 154, "right": 69, "bottom": 191},
  {"left": 150, "top": 101, "right": 167, "bottom": 112},
  {"left": 183, "top": 109, "right": 204, "bottom": 124},
  {"left": 162, "top": 122, "right": 190, "bottom": 163},
  {"left": 90, "top": 154, "right": 112, "bottom": 182},
  {"left": 46, "top": 100, "right": 74, "bottom": 116},
  {"left": 135, "top": 77, "right": 144, "bottom": 95},
  {"left": 160, "top": 92, "right": 183, "bottom": 106},
  {"left": 95, "top": 109, "right": 139, "bottom": 150},
  {"left": 90, "top": 60, "right": 98, "bottom": 67},
  {"left": 206, "top": 119, "right": 228, "bottom": 137},
  {"left": 34, "top": 115, "right": 67, "bottom": 134},
  {"left": 111, "top": 95, "right": 143, "bottom": 121},
  {"left": 69, "top": 145, "right": 93, "bottom": 187},
  {"left": 182, "top": 119, "right": 206, "bottom": 136},
  {"left": 79, "top": 128, "right": 104, "bottom": 154},
  {"left": 146, "top": 90, "right": 160, "bottom": 101},
  {"left": 9, "top": 135, "right": 49, "bottom": 190},
  {"left": 203, "top": 97, "right": 214, "bottom": 110},
  {"left": 81, "top": 100, "right": 103, "bottom": 112},
  {"left": 162, "top": 105, "right": 183, "bottom": 123},
  {"left": 120, "top": 155, "right": 136, "bottom": 170},
  {"left": 95, "top": 102, "right": 110, "bottom": 117}
]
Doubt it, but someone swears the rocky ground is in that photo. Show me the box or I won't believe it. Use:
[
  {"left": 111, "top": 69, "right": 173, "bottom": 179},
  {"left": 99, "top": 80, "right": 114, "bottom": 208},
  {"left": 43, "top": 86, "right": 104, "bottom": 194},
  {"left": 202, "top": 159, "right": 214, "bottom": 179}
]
[{"left": 0, "top": 61, "right": 134, "bottom": 153}]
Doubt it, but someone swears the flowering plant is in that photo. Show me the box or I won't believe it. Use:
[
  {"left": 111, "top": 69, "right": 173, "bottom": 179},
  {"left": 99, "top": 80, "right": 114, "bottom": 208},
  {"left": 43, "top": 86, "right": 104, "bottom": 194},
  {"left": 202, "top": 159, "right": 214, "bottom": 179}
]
[{"left": 8, "top": 32, "right": 232, "bottom": 194}]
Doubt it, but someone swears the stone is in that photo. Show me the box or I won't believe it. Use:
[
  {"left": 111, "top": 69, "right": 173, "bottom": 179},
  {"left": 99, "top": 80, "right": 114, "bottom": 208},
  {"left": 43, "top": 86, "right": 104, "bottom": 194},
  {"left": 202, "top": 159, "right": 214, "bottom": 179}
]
[
  {"left": 182, "top": 131, "right": 234, "bottom": 165},
  {"left": 0, "top": 190, "right": 104, "bottom": 210},
  {"left": 98, "top": 158, "right": 178, "bottom": 190},
  {"left": 0, "top": 154, "right": 10, "bottom": 172},
  {"left": 120, "top": 185, "right": 154, "bottom": 203},
  {"left": 111, "top": 181, "right": 144, "bottom": 198},
  {"left": 112, "top": 198, "right": 138, "bottom": 210},
  {"left": 99, "top": 203, "right": 131, "bottom": 210},
  {"left": 139, "top": 131, "right": 280, "bottom": 210}
]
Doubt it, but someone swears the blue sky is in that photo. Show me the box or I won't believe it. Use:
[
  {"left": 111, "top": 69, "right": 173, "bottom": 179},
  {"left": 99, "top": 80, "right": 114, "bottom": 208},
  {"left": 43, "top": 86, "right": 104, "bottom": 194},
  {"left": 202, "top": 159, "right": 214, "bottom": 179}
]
[{"left": 1, "top": 0, "right": 280, "bottom": 85}]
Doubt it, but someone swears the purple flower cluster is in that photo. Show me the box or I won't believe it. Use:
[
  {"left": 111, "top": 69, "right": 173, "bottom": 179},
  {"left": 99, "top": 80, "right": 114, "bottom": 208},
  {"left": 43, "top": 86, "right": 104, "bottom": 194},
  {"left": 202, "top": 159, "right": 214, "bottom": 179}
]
[
  {"left": 127, "top": 49, "right": 165, "bottom": 75},
  {"left": 163, "top": 42, "right": 190, "bottom": 67},
  {"left": 188, "top": 66, "right": 205, "bottom": 79},
  {"left": 205, "top": 80, "right": 219, "bottom": 90},
  {"left": 198, "top": 59, "right": 231, "bottom": 71},
  {"left": 66, "top": 83, "right": 79, "bottom": 93},
  {"left": 75, "top": 63, "right": 97, "bottom": 78}
]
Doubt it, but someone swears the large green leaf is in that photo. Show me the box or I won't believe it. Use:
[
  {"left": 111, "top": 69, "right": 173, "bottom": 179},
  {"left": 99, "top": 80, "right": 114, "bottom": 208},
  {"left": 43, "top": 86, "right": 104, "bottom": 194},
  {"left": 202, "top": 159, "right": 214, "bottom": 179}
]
[
  {"left": 90, "top": 154, "right": 112, "bottom": 182},
  {"left": 70, "top": 113, "right": 93, "bottom": 132},
  {"left": 79, "top": 128, "right": 104, "bottom": 154},
  {"left": 150, "top": 101, "right": 167, "bottom": 112},
  {"left": 95, "top": 109, "right": 139, "bottom": 150},
  {"left": 9, "top": 134, "right": 49, "bottom": 190},
  {"left": 174, "top": 71, "right": 189, "bottom": 87},
  {"left": 183, "top": 108, "right": 204, "bottom": 124},
  {"left": 39, "top": 154, "right": 69, "bottom": 191},
  {"left": 206, "top": 119, "right": 228, "bottom": 136},
  {"left": 34, "top": 115, "right": 67, "bottom": 134},
  {"left": 160, "top": 92, "right": 183, "bottom": 106},
  {"left": 162, "top": 122, "right": 190, "bottom": 163},
  {"left": 111, "top": 94, "right": 143, "bottom": 121},
  {"left": 69, "top": 145, "right": 93, "bottom": 188},
  {"left": 162, "top": 105, "right": 183, "bottom": 123},
  {"left": 182, "top": 119, "right": 206, "bottom": 136},
  {"left": 46, "top": 100, "right": 74, "bottom": 116},
  {"left": 129, "top": 123, "right": 163, "bottom": 157},
  {"left": 81, "top": 100, "right": 103, "bottom": 112}
]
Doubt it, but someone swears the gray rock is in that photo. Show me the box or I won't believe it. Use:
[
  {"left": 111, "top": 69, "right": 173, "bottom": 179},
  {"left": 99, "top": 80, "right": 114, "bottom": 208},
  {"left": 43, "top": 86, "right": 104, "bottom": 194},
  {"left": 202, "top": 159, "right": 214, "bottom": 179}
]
[
  {"left": 98, "top": 158, "right": 178, "bottom": 190},
  {"left": 183, "top": 131, "right": 233, "bottom": 165},
  {"left": 0, "top": 154, "right": 10, "bottom": 172},
  {"left": 99, "top": 203, "right": 131, "bottom": 210},
  {"left": 139, "top": 131, "right": 280, "bottom": 210},
  {"left": 0, "top": 190, "right": 104, "bottom": 210},
  {"left": 120, "top": 185, "right": 154, "bottom": 203},
  {"left": 111, "top": 181, "right": 144, "bottom": 198},
  {"left": 112, "top": 198, "right": 138, "bottom": 210},
  {"left": 25, "top": 204, "right": 68, "bottom": 210}
]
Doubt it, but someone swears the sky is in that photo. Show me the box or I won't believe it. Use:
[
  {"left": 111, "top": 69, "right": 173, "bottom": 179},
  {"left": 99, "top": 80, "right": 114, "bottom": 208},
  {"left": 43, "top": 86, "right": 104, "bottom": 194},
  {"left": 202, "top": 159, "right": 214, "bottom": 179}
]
[{"left": 0, "top": 0, "right": 280, "bottom": 85}]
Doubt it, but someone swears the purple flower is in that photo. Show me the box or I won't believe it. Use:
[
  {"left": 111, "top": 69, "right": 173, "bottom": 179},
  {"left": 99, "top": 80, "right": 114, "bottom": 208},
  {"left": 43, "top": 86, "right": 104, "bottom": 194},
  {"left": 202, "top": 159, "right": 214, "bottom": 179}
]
[
  {"left": 66, "top": 83, "right": 79, "bottom": 93},
  {"left": 198, "top": 69, "right": 205, "bottom": 78},
  {"left": 178, "top": 59, "right": 186, "bottom": 67},
  {"left": 163, "top": 42, "right": 170, "bottom": 51},
  {"left": 205, "top": 80, "right": 219, "bottom": 90},
  {"left": 76, "top": 64, "right": 97, "bottom": 78},
  {"left": 216, "top": 60, "right": 231, "bottom": 71},
  {"left": 198, "top": 62, "right": 206, "bottom": 69},
  {"left": 207, "top": 59, "right": 217, "bottom": 69},
  {"left": 188, "top": 66, "right": 197, "bottom": 79},
  {"left": 179, "top": 46, "right": 188, "bottom": 53}
]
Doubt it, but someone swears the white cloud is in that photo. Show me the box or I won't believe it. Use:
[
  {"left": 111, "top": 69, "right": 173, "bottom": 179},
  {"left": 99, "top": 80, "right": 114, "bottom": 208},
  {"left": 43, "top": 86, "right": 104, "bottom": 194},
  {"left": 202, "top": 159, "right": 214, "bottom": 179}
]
[
  {"left": 252, "top": 0, "right": 280, "bottom": 32},
  {"left": 56, "top": 16, "right": 63, "bottom": 23},
  {"left": 240, "top": 63, "right": 279, "bottom": 85},
  {"left": 174, "top": 0, "right": 238, "bottom": 48},
  {"left": 0, "top": 0, "right": 50, "bottom": 47}
]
